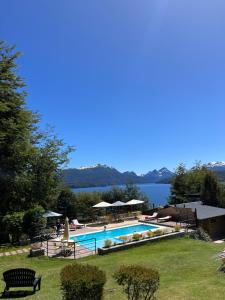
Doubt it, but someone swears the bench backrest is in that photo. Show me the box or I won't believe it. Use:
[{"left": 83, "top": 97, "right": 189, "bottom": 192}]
[{"left": 3, "top": 268, "right": 35, "bottom": 286}]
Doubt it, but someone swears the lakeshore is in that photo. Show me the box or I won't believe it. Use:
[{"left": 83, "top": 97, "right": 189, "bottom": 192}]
[{"left": 73, "top": 183, "right": 171, "bottom": 207}]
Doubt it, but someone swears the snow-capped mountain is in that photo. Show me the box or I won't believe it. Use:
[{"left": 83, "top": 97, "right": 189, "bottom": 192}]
[
  {"left": 78, "top": 164, "right": 114, "bottom": 170},
  {"left": 143, "top": 167, "right": 174, "bottom": 181},
  {"left": 62, "top": 165, "right": 174, "bottom": 188},
  {"left": 205, "top": 161, "right": 225, "bottom": 171}
]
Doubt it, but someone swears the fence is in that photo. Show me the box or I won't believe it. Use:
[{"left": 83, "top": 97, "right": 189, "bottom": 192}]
[{"left": 41, "top": 238, "right": 96, "bottom": 259}]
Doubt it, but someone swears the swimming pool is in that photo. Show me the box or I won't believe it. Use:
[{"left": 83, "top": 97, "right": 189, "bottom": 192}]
[{"left": 70, "top": 223, "right": 160, "bottom": 249}]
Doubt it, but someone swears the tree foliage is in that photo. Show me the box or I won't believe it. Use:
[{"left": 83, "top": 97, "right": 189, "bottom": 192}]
[
  {"left": 2, "top": 212, "right": 25, "bottom": 243},
  {"left": 169, "top": 162, "right": 225, "bottom": 207},
  {"left": 0, "top": 41, "right": 36, "bottom": 213},
  {"left": 200, "top": 172, "right": 220, "bottom": 206},
  {"left": 0, "top": 41, "right": 73, "bottom": 216},
  {"left": 23, "top": 205, "right": 47, "bottom": 238},
  {"left": 101, "top": 183, "right": 149, "bottom": 207}
]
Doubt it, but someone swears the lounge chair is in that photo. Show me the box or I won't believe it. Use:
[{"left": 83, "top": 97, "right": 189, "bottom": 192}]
[
  {"left": 157, "top": 216, "right": 172, "bottom": 223},
  {"left": 71, "top": 219, "right": 85, "bottom": 229},
  {"left": 144, "top": 212, "right": 158, "bottom": 221}
]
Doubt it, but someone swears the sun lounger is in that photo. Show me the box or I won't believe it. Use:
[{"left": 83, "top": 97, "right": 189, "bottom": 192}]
[
  {"left": 145, "top": 212, "right": 158, "bottom": 221},
  {"left": 71, "top": 219, "right": 85, "bottom": 229},
  {"left": 157, "top": 216, "right": 172, "bottom": 222}
]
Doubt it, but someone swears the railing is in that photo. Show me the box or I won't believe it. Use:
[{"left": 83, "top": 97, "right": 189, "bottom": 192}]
[
  {"left": 177, "top": 218, "right": 197, "bottom": 232},
  {"left": 43, "top": 238, "right": 96, "bottom": 259}
]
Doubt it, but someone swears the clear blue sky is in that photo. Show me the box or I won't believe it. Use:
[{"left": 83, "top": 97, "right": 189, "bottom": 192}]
[{"left": 1, "top": 0, "right": 225, "bottom": 173}]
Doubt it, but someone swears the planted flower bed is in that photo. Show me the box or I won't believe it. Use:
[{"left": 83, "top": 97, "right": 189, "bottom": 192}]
[{"left": 98, "top": 227, "right": 185, "bottom": 255}]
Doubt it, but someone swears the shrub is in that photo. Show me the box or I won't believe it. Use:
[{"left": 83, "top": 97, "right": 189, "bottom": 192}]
[
  {"left": 153, "top": 229, "right": 163, "bottom": 236},
  {"left": 132, "top": 233, "right": 142, "bottom": 241},
  {"left": 119, "top": 235, "right": 128, "bottom": 243},
  {"left": 104, "top": 239, "right": 112, "bottom": 248},
  {"left": 147, "top": 230, "right": 154, "bottom": 238},
  {"left": 61, "top": 264, "right": 106, "bottom": 300},
  {"left": 174, "top": 224, "right": 181, "bottom": 232},
  {"left": 19, "top": 233, "right": 30, "bottom": 245},
  {"left": 114, "top": 264, "right": 160, "bottom": 300},
  {"left": 162, "top": 228, "right": 171, "bottom": 234},
  {"left": 192, "top": 227, "right": 212, "bottom": 242},
  {"left": 2, "top": 212, "right": 25, "bottom": 243},
  {"left": 23, "top": 205, "right": 46, "bottom": 239}
]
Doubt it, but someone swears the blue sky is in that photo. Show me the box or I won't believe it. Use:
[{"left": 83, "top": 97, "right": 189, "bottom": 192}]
[{"left": 1, "top": 0, "right": 225, "bottom": 173}]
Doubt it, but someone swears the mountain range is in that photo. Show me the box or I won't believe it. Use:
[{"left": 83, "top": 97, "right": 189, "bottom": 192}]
[
  {"left": 62, "top": 161, "right": 225, "bottom": 188},
  {"left": 62, "top": 164, "right": 175, "bottom": 188}
]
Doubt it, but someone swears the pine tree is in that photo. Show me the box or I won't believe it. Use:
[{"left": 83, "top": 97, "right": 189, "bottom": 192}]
[
  {"left": 0, "top": 41, "right": 73, "bottom": 214},
  {"left": 200, "top": 173, "right": 219, "bottom": 206},
  {"left": 0, "top": 41, "right": 37, "bottom": 213}
]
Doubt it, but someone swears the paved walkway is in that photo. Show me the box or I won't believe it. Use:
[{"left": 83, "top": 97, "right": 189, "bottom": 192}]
[{"left": 0, "top": 248, "right": 30, "bottom": 257}]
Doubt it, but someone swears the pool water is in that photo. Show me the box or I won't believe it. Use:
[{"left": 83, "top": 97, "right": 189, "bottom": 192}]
[{"left": 70, "top": 223, "right": 160, "bottom": 249}]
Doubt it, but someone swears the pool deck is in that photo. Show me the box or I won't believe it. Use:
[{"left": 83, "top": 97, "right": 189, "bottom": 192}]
[
  {"left": 69, "top": 220, "right": 136, "bottom": 236},
  {"left": 69, "top": 219, "right": 159, "bottom": 236},
  {"left": 45, "top": 220, "right": 179, "bottom": 259}
]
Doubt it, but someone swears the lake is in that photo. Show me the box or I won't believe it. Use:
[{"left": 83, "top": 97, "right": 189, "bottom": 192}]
[{"left": 72, "top": 183, "right": 171, "bottom": 207}]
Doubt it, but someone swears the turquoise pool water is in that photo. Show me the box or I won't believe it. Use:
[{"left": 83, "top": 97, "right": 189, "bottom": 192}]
[{"left": 70, "top": 223, "right": 160, "bottom": 249}]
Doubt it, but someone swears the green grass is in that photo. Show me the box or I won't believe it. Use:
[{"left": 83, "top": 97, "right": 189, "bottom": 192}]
[
  {"left": 0, "top": 238, "right": 225, "bottom": 299},
  {"left": 0, "top": 244, "right": 30, "bottom": 253}
]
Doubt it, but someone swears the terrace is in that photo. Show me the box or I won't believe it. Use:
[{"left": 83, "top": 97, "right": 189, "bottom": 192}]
[{"left": 37, "top": 217, "right": 184, "bottom": 259}]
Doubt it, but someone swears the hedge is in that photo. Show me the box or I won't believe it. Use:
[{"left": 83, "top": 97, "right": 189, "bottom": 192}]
[{"left": 61, "top": 264, "right": 106, "bottom": 300}]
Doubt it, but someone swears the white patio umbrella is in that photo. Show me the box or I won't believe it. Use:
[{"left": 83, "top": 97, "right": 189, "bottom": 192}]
[
  {"left": 126, "top": 199, "right": 144, "bottom": 205},
  {"left": 43, "top": 211, "right": 62, "bottom": 218},
  {"left": 63, "top": 217, "right": 70, "bottom": 241},
  {"left": 93, "top": 201, "right": 112, "bottom": 208},
  {"left": 111, "top": 201, "right": 126, "bottom": 207}
]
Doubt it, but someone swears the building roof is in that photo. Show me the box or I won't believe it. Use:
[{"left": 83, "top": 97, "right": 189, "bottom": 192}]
[{"left": 175, "top": 201, "right": 225, "bottom": 220}]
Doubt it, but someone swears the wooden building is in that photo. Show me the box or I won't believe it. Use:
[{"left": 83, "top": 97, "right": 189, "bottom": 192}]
[{"left": 176, "top": 201, "right": 225, "bottom": 238}]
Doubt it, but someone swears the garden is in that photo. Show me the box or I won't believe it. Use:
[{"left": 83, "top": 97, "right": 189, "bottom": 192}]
[{"left": 0, "top": 238, "right": 225, "bottom": 299}]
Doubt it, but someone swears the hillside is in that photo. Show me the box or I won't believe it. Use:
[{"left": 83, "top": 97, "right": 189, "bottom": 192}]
[
  {"left": 62, "top": 164, "right": 174, "bottom": 188},
  {"left": 62, "top": 161, "right": 225, "bottom": 188}
]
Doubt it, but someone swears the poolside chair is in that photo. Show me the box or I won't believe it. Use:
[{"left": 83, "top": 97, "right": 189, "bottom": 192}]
[
  {"left": 71, "top": 219, "right": 85, "bottom": 229},
  {"left": 145, "top": 212, "right": 158, "bottom": 221},
  {"left": 157, "top": 215, "right": 172, "bottom": 223}
]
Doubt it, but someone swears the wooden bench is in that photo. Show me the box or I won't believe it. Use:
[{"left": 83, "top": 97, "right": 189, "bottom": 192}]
[{"left": 2, "top": 268, "right": 41, "bottom": 294}]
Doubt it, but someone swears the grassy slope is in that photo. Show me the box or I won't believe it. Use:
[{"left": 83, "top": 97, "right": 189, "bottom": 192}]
[{"left": 0, "top": 238, "right": 224, "bottom": 300}]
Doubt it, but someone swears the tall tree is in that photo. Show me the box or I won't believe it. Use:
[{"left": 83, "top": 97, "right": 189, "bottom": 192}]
[
  {"left": 169, "top": 163, "right": 187, "bottom": 204},
  {"left": 0, "top": 41, "right": 37, "bottom": 213},
  {"left": 169, "top": 162, "right": 223, "bottom": 207},
  {"left": 0, "top": 41, "right": 73, "bottom": 215},
  {"left": 200, "top": 173, "right": 219, "bottom": 206}
]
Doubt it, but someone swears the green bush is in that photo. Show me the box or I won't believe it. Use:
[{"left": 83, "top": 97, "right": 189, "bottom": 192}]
[
  {"left": 2, "top": 212, "right": 25, "bottom": 243},
  {"left": 162, "top": 228, "right": 171, "bottom": 234},
  {"left": 132, "top": 233, "right": 142, "bottom": 241},
  {"left": 23, "top": 205, "right": 46, "bottom": 239},
  {"left": 147, "top": 230, "right": 154, "bottom": 238},
  {"left": 104, "top": 239, "right": 112, "bottom": 248},
  {"left": 119, "top": 235, "right": 128, "bottom": 243},
  {"left": 192, "top": 227, "right": 212, "bottom": 242},
  {"left": 61, "top": 264, "right": 106, "bottom": 300},
  {"left": 153, "top": 229, "right": 163, "bottom": 236},
  {"left": 114, "top": 264, "right": 160, "bottom": 300},
  {"left": 174, "top": 224, "right": 181, "bottom": 232}
]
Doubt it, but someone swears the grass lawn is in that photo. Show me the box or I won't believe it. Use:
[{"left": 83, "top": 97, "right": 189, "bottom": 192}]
[
  {"left": 0, "top": 244, "right": 30, "bottom": 253},
  {"left": 0, "top": 238, "right": 225, "bottom": 300}
]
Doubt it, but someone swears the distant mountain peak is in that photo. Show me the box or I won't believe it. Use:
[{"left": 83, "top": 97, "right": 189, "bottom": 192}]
[
  {"left": 62, "top": 164, "right": 175, "bottom": 188},
  {"left": 206, "top": 161, "right": 225, "bottom": 168},
  {"left": 77, "top": 164, "right": 114, "bottom": 170},
  {"left": 159, "top": 167, "right": 170, "bottom": 172}
]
